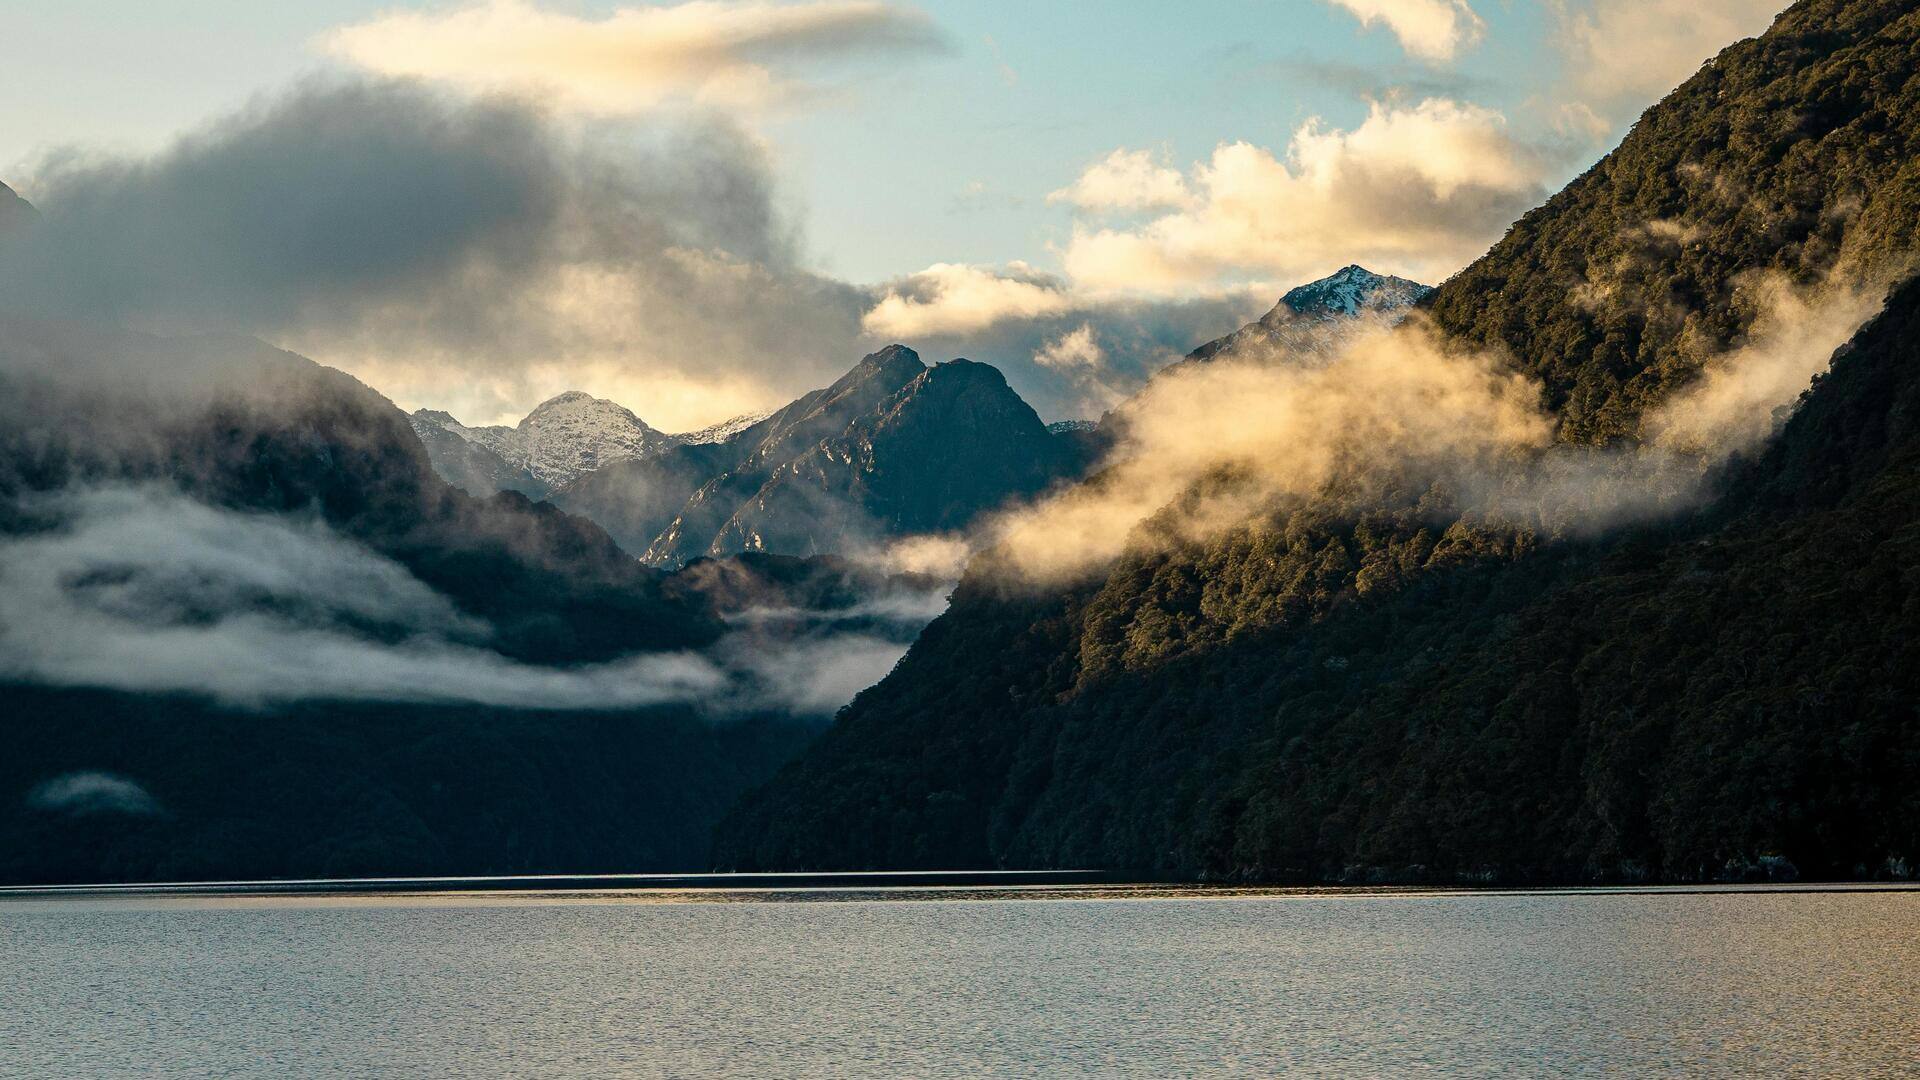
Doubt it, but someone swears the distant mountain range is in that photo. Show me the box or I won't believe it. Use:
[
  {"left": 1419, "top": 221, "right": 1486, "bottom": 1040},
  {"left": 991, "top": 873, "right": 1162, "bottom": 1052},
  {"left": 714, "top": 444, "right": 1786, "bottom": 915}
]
[
  {"left": 415, "top": 267, "right": 1418, "bottom": 564},
  {"left": 415, "top": 345, "right": 1095, "bottom": 566}
]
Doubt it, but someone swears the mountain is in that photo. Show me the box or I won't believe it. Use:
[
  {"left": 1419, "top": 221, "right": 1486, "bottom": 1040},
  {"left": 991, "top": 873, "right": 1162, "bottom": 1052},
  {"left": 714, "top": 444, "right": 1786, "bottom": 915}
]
[
  {"left": 0, "top": 327, "right": 931, "bottom": 884},
  {"left": 412, "top": 391, "right": 668, "bottom": 489},
  {"left": 0, "top": 182, "right": 32, "bottom": 232},
  {"left": 669, "top": 411, "right": 773, "bottom": 447},
  {"left": 555, "top": 345, "right": 1091, "bottom": 565},
  {"left": 1181, "top": 264, "right": 1432, "bottom": 366},
  {"left": 714, "top": 0, "right": 1920, "bottom": 883},
  {"left": 407, "top": 411, "right": 548, "bottom": 499}
]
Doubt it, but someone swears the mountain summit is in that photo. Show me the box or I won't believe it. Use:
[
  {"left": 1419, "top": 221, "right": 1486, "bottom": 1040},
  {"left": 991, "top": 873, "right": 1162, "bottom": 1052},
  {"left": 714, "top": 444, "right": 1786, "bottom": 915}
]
[
  {"left": 1184, "top": 264, "right": 1433, "bottom": 365},
  {"left": 412, "top": 391, "right": 668, "bottom": 491},
  {"left": 554, "top": 346, "right": 1092, "bottom": 565}
]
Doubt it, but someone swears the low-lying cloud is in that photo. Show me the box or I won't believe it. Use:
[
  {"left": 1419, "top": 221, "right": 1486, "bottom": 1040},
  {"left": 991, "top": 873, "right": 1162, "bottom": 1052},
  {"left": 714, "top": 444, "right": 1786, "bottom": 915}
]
[
  {"left": 25, "top": 772, "right": 163, "bottom": 817},
  {"left": 968, "top": 267, "right": 1893, "bottom": 582},
  {"left": 0, "top": 485, "right": 942, "bottom": 714}
]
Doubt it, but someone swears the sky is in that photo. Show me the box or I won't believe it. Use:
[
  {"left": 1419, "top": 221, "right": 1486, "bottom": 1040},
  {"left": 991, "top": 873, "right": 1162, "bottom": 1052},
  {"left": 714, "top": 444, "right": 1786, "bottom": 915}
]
[{"left": 0, "top": 0, "right": 1789, "bottom": 429}]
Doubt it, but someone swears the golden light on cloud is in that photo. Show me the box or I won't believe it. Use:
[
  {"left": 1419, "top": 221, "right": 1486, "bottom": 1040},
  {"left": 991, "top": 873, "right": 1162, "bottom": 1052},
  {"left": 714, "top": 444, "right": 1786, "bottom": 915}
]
[
  {"left": 1056, "top": 100, "right": 1547, "bottom": 295},
  {"left": 320, "top": 0, "right": 947, "bottom": 114},
  {"left": 862, "top": 262, "right": 1074, "bottom": 338},
  {"left": 1323, "top": 0, "right": 1485, "bottom": 63}
]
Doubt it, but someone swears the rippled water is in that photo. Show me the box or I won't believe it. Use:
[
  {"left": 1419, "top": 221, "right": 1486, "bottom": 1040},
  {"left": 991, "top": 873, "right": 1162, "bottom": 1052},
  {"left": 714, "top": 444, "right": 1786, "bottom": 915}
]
[{"left": 4, "top": 886, "right": 1917, "bottom": 1077}]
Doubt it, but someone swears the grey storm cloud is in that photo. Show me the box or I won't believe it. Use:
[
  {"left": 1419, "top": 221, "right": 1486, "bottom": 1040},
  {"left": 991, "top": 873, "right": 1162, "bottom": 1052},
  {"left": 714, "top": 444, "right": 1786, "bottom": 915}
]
[{"left": 0, "top": 78, "right": 874, "bottom": 423}]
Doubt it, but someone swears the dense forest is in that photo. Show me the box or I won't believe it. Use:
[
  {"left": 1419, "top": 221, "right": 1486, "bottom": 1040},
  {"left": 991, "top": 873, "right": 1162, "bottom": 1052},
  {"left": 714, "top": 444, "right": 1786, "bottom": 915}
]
[{"left": 714, "top": 0, "right": 1920, "bottom": 883}]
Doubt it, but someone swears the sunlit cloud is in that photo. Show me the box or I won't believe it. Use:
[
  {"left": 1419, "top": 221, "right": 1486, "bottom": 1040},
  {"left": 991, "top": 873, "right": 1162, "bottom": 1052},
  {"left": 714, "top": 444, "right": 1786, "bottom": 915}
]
[
  {"left": 1056, "top": 99, "right": 1549, "bottom": 295},
  {"left": 320, "top": 0, "right": 950, "bottom": 115},
  {"left": 862, "top": 262, "right": 1074, "bottom": 338},
  {"left": 1550, "top": 0, "right": 1784, "bottom": 132},
  {"left": 1323, "top": 0, "right": 1485, "bottom": 63},
  {"left": 1048, "top": 148, "right": 1193, "bottom": 213}
]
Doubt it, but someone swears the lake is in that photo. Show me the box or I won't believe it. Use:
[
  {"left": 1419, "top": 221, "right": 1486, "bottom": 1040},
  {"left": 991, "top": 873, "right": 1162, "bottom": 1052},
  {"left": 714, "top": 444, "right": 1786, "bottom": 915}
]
[{"left": 4, "top": 884, "right": 1916, "bottom": 1076}]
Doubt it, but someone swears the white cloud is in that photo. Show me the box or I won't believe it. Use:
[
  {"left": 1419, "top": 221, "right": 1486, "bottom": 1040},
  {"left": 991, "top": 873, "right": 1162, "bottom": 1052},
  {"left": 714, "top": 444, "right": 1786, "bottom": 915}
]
[
  {"left": 0, "top": 485, "right": 947, "bottom": 715},
  {"left": 862, "top": 262, "right": 1074, "bottom": 338},
  {"left": 1057, "top": 99, "right": 1549, "bottom": 295},
  {"left": 1324, "top": 0, "right": 1485, "bottom": 63},
  {"left": 1034, "top": 324, "right": 1107, "bottom": 371},
  {"left": 320, "top": 0, "right": 948, "bottom": 115},
  {"left": 1048, "top": 148, "right": 1193, "bottom": 213},
  {"left": 1552, "top": 0, "right": 1784, "bottom": 128}
]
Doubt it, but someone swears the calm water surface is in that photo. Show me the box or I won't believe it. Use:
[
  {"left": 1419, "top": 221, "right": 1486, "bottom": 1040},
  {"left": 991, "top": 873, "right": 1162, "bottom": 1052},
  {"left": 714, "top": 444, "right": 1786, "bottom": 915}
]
[{"left": 3, "top": 885, "right": 1916, "bottom": 1077}]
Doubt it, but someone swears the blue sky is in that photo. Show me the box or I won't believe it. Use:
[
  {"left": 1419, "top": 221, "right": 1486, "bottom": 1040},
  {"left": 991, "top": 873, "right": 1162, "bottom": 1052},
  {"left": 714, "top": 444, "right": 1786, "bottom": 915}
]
[
  {"left": 0, "top": 1, "right": 1583, "bottom": 281},
  {"left": 0, "top": 1, "right": 1786, "bottom": 427}
]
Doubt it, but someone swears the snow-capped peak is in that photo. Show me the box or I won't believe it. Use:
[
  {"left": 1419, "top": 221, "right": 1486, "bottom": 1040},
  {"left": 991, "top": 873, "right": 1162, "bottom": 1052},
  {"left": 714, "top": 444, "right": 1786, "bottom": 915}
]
[
  {"left": 414, "top": 392, "right": 668, "bottom": 488},
  {"left": 1277, "top": 265, "right": 1432, "bottom": 320}
]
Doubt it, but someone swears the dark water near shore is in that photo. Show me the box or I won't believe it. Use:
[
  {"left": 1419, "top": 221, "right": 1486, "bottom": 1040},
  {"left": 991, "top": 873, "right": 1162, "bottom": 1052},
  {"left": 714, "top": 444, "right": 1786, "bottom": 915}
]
[{"left": 4, "top": 884, "right": 1916, "bottom": 1077}]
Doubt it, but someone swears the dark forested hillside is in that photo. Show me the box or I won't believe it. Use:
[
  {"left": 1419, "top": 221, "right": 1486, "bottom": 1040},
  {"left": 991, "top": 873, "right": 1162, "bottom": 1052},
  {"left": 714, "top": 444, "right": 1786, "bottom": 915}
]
[{"left": 713, "top": 0, "right": 1920, "bottom": 882}]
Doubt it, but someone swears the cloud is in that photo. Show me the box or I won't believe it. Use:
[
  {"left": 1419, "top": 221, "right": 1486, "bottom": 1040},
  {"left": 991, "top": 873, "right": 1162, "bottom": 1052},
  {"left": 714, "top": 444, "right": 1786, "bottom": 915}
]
[
  {"left": 320, "top": 0, "right": 949, "bottom": 115},
  {"left": 1047, "top": 148, "right": 1193, "bottom": 213},
  {"left": 982, "top": 317, "right": 1553, "bottom": 580},
  {"left": 26, "top": 772, "right": 163, "bottom": 817},
  {"left": 858, "top": 263, "right": 1266, "bottom": 417},
  {"left": 0, "top": 484, "right": 953, "bottom": 714},
  {"left": 1034, "top": 324, "right": 1107, "bottom": 371},
  {"left": 0, "top": 79, "right": 876, "bottom": 433},
  {"left": 0, "top": 486, "right": 730, "bottom": 709},
  {"left": 1550, "top": 0, "right": 1784, "bottom": 131},
  {"left": 971, "top": 261, "right": 1896, "bottom": 582},
  {"left": 1055, "top": 100, "right": 1550, "bottom": 295},
  {"left": 1323, "top": 0, "right": 1486, "bottom": 63},
  {"left": 1647, "top": 273, "right": 1890, "bottom": 454},
  {"left": 0, "top": 76, "right": 1247, "bottom": 430},
  {"left": 862, "top": 262, "right": 1074, "bottom": 338}
]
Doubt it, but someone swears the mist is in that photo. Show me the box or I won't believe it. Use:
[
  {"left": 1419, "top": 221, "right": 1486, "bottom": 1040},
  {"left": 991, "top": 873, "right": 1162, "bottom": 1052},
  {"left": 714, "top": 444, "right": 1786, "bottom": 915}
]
[
  {"left": 963, "top": 269, "right": 1896, "bottom": 583},
  {"left": 0, "top": 485, "right": 935, "bottom": 714}
]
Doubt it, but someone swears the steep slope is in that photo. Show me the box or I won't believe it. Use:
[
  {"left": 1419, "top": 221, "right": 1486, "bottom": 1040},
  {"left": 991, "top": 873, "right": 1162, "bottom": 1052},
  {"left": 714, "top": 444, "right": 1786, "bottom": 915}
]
[
  {"left": 703, "top": 360, "right": 1081, "bottom": 558},
  {"left": 408, "top": 411, "right": 548, "bottom": 499},
  {"left": 714, "top": 0, "right": 1920, "bottom": 881},
  {"left": 645, "top": 345, "right": 931, "bottom": 564},
  {"left": 0, "top": 181, "right": 32, "bottom": 233}
]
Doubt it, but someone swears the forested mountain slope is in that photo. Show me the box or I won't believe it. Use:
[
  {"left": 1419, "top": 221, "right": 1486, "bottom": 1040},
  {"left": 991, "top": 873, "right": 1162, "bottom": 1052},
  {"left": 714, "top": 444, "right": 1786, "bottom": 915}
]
[{"left": 714, "top": 0, "right": 1920, "bottom": 882}]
